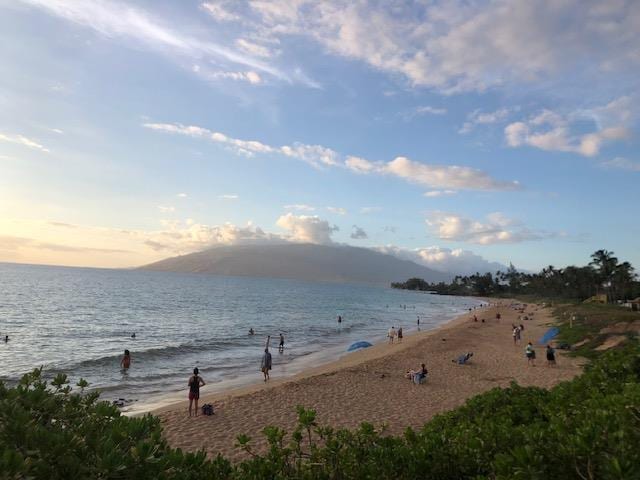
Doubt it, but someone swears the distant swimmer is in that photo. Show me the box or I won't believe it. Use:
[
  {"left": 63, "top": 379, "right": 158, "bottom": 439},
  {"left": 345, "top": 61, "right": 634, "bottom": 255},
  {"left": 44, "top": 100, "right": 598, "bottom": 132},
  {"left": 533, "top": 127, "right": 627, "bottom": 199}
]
[
  {"left": 417, "top": 316, "right": 420, "bottom": 326},
  {"left": 120, "top": 349, "right": 131, "bottom": 369},
  {"left": 131, "top": 333, "right": 136, "bottom": 339},
  {"left": 278, "top": 333, "right": 285, "bottom": 353},
  {"left": 337, "top": 315, "right": 342, "bottom": 324},
  {"left": 249, "top": 328, "right": 255, "bottom": 335},
  {"left": 4, "top": 335, "right": 8, "bottom": 343},
  {"left": 188, "top": 367, "right": 206, "bottom": 417}
]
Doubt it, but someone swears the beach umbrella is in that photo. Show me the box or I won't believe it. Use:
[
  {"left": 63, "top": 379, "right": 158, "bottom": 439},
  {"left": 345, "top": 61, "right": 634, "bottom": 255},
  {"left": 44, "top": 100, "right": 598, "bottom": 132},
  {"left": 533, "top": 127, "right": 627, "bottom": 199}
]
[
  {"left": 538, "top": 327, "right": 559, "bottom": 345},
  {"left": 347, "top": 341, "right": 373, "bottom": 352}
]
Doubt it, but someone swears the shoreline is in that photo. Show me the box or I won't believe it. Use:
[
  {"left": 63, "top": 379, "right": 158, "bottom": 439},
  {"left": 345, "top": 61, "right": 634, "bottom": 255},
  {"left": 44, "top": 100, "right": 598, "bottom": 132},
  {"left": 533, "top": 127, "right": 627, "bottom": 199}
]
[
  {"left": 157, "top": 300, "right": 585, "bottom": 460},
  {"left": 143, "top": 301, "right": 485, "bottom": 416}
]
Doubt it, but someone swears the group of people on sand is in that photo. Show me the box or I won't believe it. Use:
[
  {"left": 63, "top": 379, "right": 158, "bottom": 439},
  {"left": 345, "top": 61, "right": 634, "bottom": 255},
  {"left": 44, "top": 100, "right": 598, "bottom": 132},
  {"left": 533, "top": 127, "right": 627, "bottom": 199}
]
[
  {"left": 387, "top": 326, "right": 403, "bottom": 343},
  {"left": 524, "top": 343, "right": 556, "bottom": 367}
]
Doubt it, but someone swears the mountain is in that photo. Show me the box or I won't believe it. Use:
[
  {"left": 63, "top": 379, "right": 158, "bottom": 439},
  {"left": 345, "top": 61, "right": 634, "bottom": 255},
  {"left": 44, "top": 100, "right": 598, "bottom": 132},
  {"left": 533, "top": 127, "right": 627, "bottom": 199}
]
[{"left": 139, "top": 243, "right": 450, "bottom": 285}]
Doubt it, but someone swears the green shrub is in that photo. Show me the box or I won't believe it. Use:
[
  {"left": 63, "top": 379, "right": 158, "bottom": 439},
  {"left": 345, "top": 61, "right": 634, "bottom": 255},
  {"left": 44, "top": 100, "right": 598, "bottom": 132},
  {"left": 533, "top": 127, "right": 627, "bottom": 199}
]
[{"left": 2, "top": 344, "right": 639, "bottom": 479}]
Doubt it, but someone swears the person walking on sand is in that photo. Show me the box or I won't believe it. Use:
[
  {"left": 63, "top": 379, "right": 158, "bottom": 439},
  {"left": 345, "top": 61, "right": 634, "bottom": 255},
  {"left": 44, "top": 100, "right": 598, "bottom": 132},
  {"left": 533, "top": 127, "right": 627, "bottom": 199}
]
[
  {"left": 388, "top": 326, "right": 396, "bottom": 344},
  {"left": 278, "top": 333, "right": 285, "bottom": 353},
  {"left": 188, "top": 367, "right": 206, "bottom": 417},
  {"left": 397, "top": 327, "right": 403, "bottom": 343},
  {"left": 512, "top": 326, "right": 519, "bottom": 345},
  {"left": 120, "top": 349, "right": 131, "bottom": 369},
  {"left": 525, "top": 342, "right": 536, "bottom": 366}
]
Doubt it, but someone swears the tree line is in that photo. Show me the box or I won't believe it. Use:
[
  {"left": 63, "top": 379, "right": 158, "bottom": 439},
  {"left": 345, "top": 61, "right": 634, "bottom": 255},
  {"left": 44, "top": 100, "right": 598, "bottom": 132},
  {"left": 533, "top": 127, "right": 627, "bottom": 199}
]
[{"left": 392, "top": 249, "right": 639, "bottom": 302}]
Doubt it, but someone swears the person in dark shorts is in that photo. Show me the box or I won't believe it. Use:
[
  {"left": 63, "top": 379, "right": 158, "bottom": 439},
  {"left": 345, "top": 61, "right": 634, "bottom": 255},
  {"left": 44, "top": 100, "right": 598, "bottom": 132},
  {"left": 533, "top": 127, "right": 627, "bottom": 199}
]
[
  {"left": 278, "top": 333, "right": 285, "bottom": 353},
  {"left": 188, "top": 367, "right": 206, "bottom": 417},
  {"left": 525, "top": 342, "right": 536, "bottom": 366},
  {"left": 397, "top": 327, "right": 403, "bottom": 342},
  {"left": 546, "top": 345, "right": 556, "bottom": 365}
]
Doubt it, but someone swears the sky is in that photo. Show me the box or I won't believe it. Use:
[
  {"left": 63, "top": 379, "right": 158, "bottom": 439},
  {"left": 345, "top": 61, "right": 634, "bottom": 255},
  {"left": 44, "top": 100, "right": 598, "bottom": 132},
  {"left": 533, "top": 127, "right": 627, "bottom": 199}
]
[{"left": 0, "top": 0, "right": 639, "bottom": 275}]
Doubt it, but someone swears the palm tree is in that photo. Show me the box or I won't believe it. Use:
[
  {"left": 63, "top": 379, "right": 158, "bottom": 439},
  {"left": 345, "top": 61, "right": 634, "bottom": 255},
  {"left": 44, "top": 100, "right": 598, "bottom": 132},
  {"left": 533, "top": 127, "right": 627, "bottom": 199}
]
[{"left": 589, "top": 250, "right": 619, "bottom": 302}]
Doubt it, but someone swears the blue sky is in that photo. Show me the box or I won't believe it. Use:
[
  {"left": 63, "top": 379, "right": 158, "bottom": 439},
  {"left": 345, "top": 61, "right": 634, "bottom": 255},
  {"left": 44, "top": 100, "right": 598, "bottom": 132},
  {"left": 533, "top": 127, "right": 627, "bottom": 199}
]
[{"left": 0, "top": 0, "right": 638, "bottom": 273}]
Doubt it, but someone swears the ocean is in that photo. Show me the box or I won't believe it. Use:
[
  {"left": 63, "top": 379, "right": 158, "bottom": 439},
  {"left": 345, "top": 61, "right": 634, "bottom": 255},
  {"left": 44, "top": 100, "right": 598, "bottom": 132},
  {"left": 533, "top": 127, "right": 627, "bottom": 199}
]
[{"left": 0, "top": 262, "right": 483, "bottom": 412}]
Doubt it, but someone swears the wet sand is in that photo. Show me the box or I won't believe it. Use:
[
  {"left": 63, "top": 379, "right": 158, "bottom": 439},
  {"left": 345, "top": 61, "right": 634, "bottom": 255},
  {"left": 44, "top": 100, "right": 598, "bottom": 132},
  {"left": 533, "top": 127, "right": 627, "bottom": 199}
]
[{"left": 156, "top": 301, "right": 583, "bottom": 460}]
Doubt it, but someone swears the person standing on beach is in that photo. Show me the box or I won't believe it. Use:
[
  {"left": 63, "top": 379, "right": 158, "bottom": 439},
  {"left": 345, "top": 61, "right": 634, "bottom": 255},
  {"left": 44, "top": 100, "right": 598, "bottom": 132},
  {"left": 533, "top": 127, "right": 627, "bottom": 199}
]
[
  {"left": 525, "top": 342, "right": 536, "bottom": 366},
  {"left": 120, "top": 349, "right": 131, "bottom": 369},
  {"left": 397, "top": 327, "right": 403, "bottom": 343},
  {"left": 261, "top": 348, "right": 272, "bottom": 381},
  {"left": 278, "top": 333, "right": 285, "bottom": 353},
  {"left": 546, "top": 345, "right": 556, "bottom": 366},
  {"left": 388, "top": 326, "right": 396, "bottom": 344},
  {"left": 188, "top": 367, "right": 205, "bottom": 417}
]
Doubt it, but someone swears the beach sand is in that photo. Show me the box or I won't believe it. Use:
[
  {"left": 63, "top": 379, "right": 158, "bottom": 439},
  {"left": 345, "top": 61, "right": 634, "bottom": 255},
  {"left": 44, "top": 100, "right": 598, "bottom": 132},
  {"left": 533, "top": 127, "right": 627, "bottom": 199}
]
[{"left": 156, "top": 301, "right": 584, "bottom": 461}]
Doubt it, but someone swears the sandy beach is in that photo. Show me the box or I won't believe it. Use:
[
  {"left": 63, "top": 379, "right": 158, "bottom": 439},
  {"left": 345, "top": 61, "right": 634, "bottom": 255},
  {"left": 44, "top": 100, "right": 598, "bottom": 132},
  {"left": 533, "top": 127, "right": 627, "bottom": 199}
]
[{"left": 156, "top": 301, "right": 584, "bottom": 460}]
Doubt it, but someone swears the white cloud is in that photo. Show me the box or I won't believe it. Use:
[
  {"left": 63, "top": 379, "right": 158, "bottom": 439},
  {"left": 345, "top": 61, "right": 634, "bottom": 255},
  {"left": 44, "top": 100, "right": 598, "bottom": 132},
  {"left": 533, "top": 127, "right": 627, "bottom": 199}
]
[
  {"left": 383, "top": 157, "right": 519, "bottom": 191},
  {"left": 48, "top": 128, "right": 65, "bottom": 134},
  {"left": 276, "top": 213, "right": 338, "bottom": 244},
  {"left": 459, "top": 108, "right": 512, "bottom": 134},
  {"left": 176, "top": 193, "right": 188, "bottom": 198},
  {"left": 350, "top": 225, "right": 368, "bottom": 240},
  {"left": 243, "top": 0, "right": 640, "bottom": 93},
  {"left": 203, "top": 70, "right": 262, "bottom": 84},
  {"left": 201, "top": 2, "right": 240, "bottom": 22},
  {"left": 424, "top": 190, "right": 457, "bottom": 197},
  {"left": 158, "top": 205, "right": 176, "bottom": 213},
  {"left": 19, "top": 0, "right": 309, "bottom": 86},
  {"left": 600, "top": 157, "right": 640, "bottom": 172},
  {"left": 377, "top": 245, "right": 506, "bottom": 275},
  {"left": 283, "top": 204, "right": 315, "bottom": 211},
  {"left": 145, "top": 122, "right": 520, "bottom": 190},
  {"left": 235, "top": 38, "right": 273, "bottom": 58},
  {"left": 326, "top": 206, "right": 347, "bottom": 215},
  {"left": 402, "top": 105, "right": 447, "bottom": 120},
  {"left": 218, "top": 194, "right": 239, "bottom": 199},
  {"left": 426, "top": 211, "right": 551, "bottom": 245},
  {"left": 505, "top": 97, "right": 632, "bottom": 156},
  {"left": 360, "top": 206, "right": 381, "bottom": 214},
  {"left": 0, "top": 132, "right": 50, "bottom": 152}
]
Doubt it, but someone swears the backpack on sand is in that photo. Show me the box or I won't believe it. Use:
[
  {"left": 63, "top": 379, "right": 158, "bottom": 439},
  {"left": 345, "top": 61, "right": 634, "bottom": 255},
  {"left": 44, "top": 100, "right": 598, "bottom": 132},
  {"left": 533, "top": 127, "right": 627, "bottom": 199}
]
[{"left": 201, "top": 403, "right": 214, "bottom": 416}]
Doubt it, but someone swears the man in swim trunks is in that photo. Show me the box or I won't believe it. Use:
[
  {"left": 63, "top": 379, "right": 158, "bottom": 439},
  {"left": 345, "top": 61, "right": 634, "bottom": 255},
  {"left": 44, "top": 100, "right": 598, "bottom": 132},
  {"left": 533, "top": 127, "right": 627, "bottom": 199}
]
[
  {"left": 278, "top": 333, "right": 285, "bottom": 353},
  {"left": 120, "top": 349, "right": 131, "bottom": 369}
]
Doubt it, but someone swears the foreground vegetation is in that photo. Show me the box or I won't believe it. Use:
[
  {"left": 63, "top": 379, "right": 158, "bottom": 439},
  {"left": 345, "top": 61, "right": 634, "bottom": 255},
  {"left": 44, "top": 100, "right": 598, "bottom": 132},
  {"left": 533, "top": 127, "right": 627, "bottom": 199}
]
[
  {"left": 2, "top": 335, "right": 639, "bottom": 479},
  {"left": 392, "top": 249, "right": 639, "bottom": 302}
]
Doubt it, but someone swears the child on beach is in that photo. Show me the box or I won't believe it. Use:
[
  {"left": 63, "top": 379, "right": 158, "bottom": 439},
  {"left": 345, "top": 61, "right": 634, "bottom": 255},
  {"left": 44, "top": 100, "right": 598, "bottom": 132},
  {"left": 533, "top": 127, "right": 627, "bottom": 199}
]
[
  {"left": 188, "top": 367, "right": 206, "bottom": 417},
  {"left": 120, "top": 349, "right": 131, "bottom": 369},
  {"left": 525, "top": 342, "right": 536, "bottom": 366},
  {"left": 278, "top": 333, "right": 285, "bottom": 353},
  {"left": 397, "top": 327, "right": 403, "bottom": 342}
]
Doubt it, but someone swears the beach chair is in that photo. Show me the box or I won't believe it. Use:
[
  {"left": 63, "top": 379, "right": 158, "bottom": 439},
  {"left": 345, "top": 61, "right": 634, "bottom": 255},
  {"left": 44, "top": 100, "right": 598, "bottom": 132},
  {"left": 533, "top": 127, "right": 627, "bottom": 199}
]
[{"left": 413, "top": 373, "right": 427, "bottom": 384}]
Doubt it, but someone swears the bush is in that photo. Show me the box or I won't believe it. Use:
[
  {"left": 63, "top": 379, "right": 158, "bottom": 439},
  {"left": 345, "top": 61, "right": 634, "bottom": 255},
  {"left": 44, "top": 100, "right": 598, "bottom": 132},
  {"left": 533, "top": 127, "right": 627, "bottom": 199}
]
[{"left": 2, "top": 344, "right": 639, "bottom": 479}]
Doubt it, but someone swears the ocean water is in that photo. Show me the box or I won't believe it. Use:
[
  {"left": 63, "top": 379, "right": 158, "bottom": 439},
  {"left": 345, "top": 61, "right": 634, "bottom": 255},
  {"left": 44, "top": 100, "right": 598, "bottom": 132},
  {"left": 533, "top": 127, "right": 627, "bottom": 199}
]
[{"left": 0, "top": 263, "right": 483, "bottom": 411}]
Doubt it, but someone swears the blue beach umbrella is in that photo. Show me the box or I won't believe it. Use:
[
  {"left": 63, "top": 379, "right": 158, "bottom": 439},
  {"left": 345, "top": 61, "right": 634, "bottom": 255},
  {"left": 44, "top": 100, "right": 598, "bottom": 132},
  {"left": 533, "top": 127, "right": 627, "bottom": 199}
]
[
  {"left": 538, "top": 327, "right": 559, "bottom": 345},
  {"left": 347, "top": 341, "right": 373, "bottom": 352}
]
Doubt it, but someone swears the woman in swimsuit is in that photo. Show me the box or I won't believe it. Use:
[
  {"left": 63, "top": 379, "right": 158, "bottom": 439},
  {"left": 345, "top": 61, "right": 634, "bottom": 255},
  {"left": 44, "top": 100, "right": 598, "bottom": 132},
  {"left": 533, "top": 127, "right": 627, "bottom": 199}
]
[{"left": 188, "top": 367, "right": 206, "bottom": 417}]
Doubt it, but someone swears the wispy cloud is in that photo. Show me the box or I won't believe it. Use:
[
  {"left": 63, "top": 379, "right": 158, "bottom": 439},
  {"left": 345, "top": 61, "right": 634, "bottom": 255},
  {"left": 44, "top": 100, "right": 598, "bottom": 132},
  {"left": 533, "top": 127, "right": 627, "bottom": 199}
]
[
  {"left": 145, "top": 122, "right": 520, "bottom": 192},
  {"left": 0, "top": 132, "right": 50, "bottom": 152},
  {"left": 326, "top": 206, "right": 347, "bottom": 215},
  {"left": 600, "top": 157, "right": 640, "bottom": 172},
  {"left": 219, "top": 194, "right": 239, "bottom": 199},
  {"left": 459, "top": 108, "right": 512, "bottom": 134},
  {"left": 176, "top": 193, "right": 188, "bottom": 198},
  {"left": 424, "top": 190, "right": 457, "bottom": 197},
  {"left": 19, "top": 0, "right": 314, "bottom": 86},
  {"left": 284, "top": 204, "right": 315, "bottom": 211},
  {"left": 158, "top": 205, "right": 176, "bottom": 213}
]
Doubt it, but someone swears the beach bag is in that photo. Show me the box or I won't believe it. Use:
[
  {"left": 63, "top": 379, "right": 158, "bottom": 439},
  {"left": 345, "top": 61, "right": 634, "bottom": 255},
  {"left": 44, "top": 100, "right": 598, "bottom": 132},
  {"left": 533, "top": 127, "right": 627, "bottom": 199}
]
[{"left": 201, "top": 403, "right": 214, "bottom": 416}]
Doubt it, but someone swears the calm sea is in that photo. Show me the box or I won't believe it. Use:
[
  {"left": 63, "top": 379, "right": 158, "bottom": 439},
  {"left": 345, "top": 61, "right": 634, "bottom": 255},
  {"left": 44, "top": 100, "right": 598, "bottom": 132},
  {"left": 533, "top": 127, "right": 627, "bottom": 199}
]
[{"left": 0, "top": 263, "right": 483, "bottom": 411}]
